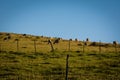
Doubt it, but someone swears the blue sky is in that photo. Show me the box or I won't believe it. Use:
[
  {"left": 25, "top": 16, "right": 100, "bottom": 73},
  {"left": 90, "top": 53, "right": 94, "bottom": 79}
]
[{"left": 0, "top": 0, "right": 120, "bottom": 43}]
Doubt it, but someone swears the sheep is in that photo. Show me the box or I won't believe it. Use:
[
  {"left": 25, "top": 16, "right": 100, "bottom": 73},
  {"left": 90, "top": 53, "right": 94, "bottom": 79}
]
[
  {"left": 22, "top": 34, "right": 26, "bottom": 36},
  {"left": 3, "top": 35, "right": 11, "bottom": 41},
  {"left": 69, "top": 39, "right": 72, "bottom": 41},
  {"left": 7, "top": 35, "right": 11, "bottom": 39},
  {"left": 113, "top": 41, "right": 118, "bottom": 45},
  {"left": 3, "top": 37, "right": 7, "bottom": 41},
  {"left": 84, "top": 42, "right": 88, "bottom": 46},
  {"left": 53, "top": 38, "right": 60, "bottom": 44},
  {"left": 75, "top": 38, "right": 78, "bottom": 41},
  {"left": 86, "top": 38, "right": 89, "bottom": 42}
]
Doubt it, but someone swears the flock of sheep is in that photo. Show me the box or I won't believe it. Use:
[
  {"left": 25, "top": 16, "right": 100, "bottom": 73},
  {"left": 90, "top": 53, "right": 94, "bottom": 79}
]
[{"left": 0, "top": 32, "right": 119, "bottom": 52}]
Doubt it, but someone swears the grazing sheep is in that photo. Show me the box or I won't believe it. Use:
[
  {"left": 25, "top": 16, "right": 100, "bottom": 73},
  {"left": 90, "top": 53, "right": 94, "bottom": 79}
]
[
  {"left": 113, "top": 41, "right": 118, "bottom": 45},
  {"left": 23, "top": 34, "right": 26, "bottom": 36},
  {"left": 69, "top": 39, "right": 72, "bottom": 41},
  {"left": 15, "top": 39, "right": 19, "bottom": 41},
  {"left": 89, "top": 42, "right": 98, "bottom": 46},
  {"left": 3, "top": 37, "right": 7, "bottom": 41},
  {"left": 77, "top": 43, "right": 82, "bottom": 46},
  {"left": 3, "top": 35, "right": 11, "bottom": 41},
  {"left": 86, "top": 38, "right": 89, "bottom": 42},
  {"left": 7, "top": 35, "right": 11, "bottom": 39},
  {"left": 75, "top": 38, "right": 78, "bottom": 42},
  {"left": 84, "top": 42, "right": 88, "bottom": 46},
  {"left": 40, "top": 35, "right": 43, "bottom": 38},
  {"left": 6, "top": 33, "right": 10, "bottom": 36},
  {"left": 53, "top": 38, "right": 60, "bottom": 44}
]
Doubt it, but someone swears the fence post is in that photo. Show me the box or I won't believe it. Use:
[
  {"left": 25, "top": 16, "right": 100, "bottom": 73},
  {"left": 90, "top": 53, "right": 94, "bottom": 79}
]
[
  {"left": 83, "top": 40, "right": 85, "bottom": 53},
  {"left": 17, "top": 40, "right": 19, "bottom": 52},
  {"left": 99, "top": 40, "right": 101, "bottom": 53},
  {"left": 68, "top": 39, "right": 71, "bottom": 51},
  {"left": 115, "top": 44, "right": 117, "bottom": 53},
  {"left": 113, "top": 41, "right": 117, "bottom": 53},
  {"left": 0, "top": 43, "right": 1, "bottom": 52},
  {"left": 15, "top": 39, "right": 19, "bottom": 52},
  {"left": 65, "top": 54, "right": 69, "bottom": 80},
  {"left": 34, "top": 40, "right": 37, "bottom": 53}
]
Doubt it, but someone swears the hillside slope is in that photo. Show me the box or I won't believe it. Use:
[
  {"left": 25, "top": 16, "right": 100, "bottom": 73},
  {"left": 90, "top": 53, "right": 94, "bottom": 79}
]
[
  {"left": 0, "top": 32, "right": 119, "bottom": 53},
  {"left": 0, "top": 32, "right": 120, "bottom": 80}
]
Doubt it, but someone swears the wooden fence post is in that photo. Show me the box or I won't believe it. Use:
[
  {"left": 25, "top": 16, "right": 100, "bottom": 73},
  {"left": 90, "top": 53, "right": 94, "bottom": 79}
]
[
  {"left": 113, "top": 41, "right": 117, "bottom": 53},
  {"left": 115, "top": 44, "right": 117, "bottom": 53},
  {"left": 0, "top": 43, "right": 1, "bottom": 52},
  {"left": 99, "top": 40, "right": 101, "bottom": 53},
  {"left": 34, "top": 40, "right": 37, "bottom": 53},
  {"left": 68, "top": 39, "right": 71, "bottom": 51},
  {"left": 83, "top": 40, "right": 85, "bottom": 53},
  {"left": 65, "top": 54, "right": 69, "bottom": 80},
  {"left": 15, "top": 39, "right": 19, "bottom": 52}
]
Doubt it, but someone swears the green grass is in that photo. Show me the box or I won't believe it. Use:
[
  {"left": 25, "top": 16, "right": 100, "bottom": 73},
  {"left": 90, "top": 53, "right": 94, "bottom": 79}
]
[
  {"left": 0, "top": 32, "right": 120, "bottom": 80},
  {"left": 0, "top": 51, "right": 120, "bottom": 80}
]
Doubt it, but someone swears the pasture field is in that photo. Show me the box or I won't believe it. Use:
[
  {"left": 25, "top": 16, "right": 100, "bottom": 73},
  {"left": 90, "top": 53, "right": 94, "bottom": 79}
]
[
  {"left": 0, "top": 51, "right": 120, "bottom": 80},
  {"left": 0, "top": 32, "right": 120, "bottom": 80}
]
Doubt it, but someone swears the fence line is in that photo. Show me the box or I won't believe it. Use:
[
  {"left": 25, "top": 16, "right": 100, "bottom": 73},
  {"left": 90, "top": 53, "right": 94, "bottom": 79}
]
[{"left": 0, "top": 39, "right": 120, "bottom": 53}]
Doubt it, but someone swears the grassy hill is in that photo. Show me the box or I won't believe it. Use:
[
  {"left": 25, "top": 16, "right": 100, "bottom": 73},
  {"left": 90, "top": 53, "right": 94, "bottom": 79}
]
[
  {"left": 0, "top": 32, "right": 120, "bottom": 80},
  {"left": 0, "top": 32, "right": 119, "bottom": 53}
]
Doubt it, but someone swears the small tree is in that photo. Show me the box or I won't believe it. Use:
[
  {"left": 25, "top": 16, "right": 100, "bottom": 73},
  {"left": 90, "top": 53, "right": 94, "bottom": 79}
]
[{"left": 48, "top": 40, "right": 54, "bottom": 52}]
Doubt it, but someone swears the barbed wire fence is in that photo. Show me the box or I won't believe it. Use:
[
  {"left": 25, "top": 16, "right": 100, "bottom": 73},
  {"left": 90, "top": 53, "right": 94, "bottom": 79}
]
[{"left": 0, "top": 39, "right": 120, "bottom": 80}]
